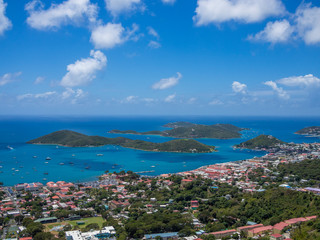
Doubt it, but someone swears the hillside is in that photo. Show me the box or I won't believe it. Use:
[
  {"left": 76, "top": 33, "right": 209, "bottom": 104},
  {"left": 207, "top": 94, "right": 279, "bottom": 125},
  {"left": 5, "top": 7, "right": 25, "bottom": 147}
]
[
  {"left": 27, "top": 130, "right": 215, "bottom": 153},
  {"left": 235, "top": 134, "right": 285, "bottom": 150},
  {"left": 109, "top": 122, "right": 244, "bottom": 139},
  {"left": 295, "top": 126, "right": 320, "bottom": 136}
]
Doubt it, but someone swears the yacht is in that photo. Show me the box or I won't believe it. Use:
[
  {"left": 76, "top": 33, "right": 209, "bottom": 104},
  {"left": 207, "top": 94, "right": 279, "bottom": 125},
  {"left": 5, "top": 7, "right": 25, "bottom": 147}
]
[{"left": 46, "top": 157, "right": 51, "bottom": 160}]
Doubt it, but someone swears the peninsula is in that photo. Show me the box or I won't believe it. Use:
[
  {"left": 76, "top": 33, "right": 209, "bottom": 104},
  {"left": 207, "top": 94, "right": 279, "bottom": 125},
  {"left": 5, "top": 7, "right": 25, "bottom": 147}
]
[
  {"left": 27, "top": 130, "right": 215, "bottom": 153},
  {"left": 234, "top": 134, "right": 285, "bottom": 150},
  {"left": 109, "top": 122, "right": 245, "bottom": 139},
  {"left": 295, "top": 126, "right": 320, "bottom": 137}
]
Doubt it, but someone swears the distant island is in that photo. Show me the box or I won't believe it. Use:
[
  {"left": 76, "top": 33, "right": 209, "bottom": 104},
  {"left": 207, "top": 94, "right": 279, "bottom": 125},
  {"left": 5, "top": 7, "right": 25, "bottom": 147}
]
[
  {"left": 109, "top": 122, "right": 246, "bottom": 139},
  {"left": 234, "top": 134, "right": 285, "bottom": 150},
  {"left": 27, "top": 130, "right": 215, "bottom": 153},
  {"left": 295, "top": 126, "right": 320, "bottom": 137}
]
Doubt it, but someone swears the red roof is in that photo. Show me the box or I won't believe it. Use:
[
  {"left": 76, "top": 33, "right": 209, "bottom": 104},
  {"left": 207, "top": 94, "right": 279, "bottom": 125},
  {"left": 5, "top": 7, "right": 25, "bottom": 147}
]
[
  {"left": 210, "top": 229, "right": 236, "bottom": 235},
  {"left": 238, "top": 224, "right": 263, "bottom": 231},
  {"left": 271, "top": 233, "right": 283, "bottom": 237},
  {"left": 273, "top": 222, "right": 289, "bottom": 230},
  {"left": 248, "top": 225, "right": 273, "bottom": 234}
]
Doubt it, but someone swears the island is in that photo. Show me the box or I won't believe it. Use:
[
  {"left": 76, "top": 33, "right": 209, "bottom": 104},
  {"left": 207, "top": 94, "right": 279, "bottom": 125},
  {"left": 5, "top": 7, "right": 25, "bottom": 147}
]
[
  {"left": 27, "top": 130, "right": 215, "bottom": 153},
  {"left": 109, "top": 122, "right": 245, "bottom": 139},
  {"left": 295, "top": 126, "right": 320, "bottom": 137},
  {"left": 234, "top": 134, "right": 285, "bottom": 150}
]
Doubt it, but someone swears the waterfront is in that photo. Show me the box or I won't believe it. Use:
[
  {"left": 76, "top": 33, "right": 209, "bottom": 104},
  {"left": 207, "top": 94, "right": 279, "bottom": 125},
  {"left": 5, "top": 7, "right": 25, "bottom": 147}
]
[{"left": 0, "top": 116, "right": 319, "bottom": 186}]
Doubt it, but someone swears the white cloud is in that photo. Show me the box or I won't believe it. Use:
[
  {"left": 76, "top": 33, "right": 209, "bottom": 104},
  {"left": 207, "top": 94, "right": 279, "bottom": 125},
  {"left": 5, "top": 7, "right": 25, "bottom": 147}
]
[
  {"left": 277, "top": 74, "right": 320, "bottom": 87},
  {"left": 152, "top": 72, "right": 182, "bottom": 90},
  {"left": 164, "top": 93, "right": 176, "bottom": 102},
  {"left": 232, "top": 81, "right": 247, "bottom": 94},
  {"left": 34, "top": 76, "right": 45, "bottom": 84},
  {"left": 105, "top": 0, "right": 141, "bottom": 16},
  {"left": 147, "top": 27, "right": 159, "bottom": 39},
  {"left": 0, "top": 72, "right": 21, "bottom": 86},
  {"left": 209, "top": 99, "right": 223, "bottom": 105},
  {"left": 250, "top": 19, "right": 294, "bottom": 44},
  {"left": 194, "top": 0, "right": 285, "bottom": 26},
  {"left": 61, "top": 50, "right": 107, "bottom": 87},
  {"left": 162, "top": 0, "right": 176, "bottom": 4},
  {"left": 187, "top": 97, "right": 197, "bottom": 104},
  {"left": 148, "top": 40, "right": 161, "bottom": 49},
  {"left": 25, "top": 0, "right": 98, "bottom": 30},
  {"left": 295, "top": 4, "right": 320, "bottom": 45},
  {"left": 90, "top": 23, "right": 139, "bottom": 49},
  {"left": 264, "top": 80, "right": 289, "bottom": 100},
  {"left": 121, "top": 95, "right": 138, "bottom": 103},
  {"left": 17, "top": 91, "right": 56, "bottom": 100},
  {"left": 62, "top": 88, "right": 86, "bottom": 104},
  {"left": 0, "top": 0, "right": 12, "bottom": 35}
]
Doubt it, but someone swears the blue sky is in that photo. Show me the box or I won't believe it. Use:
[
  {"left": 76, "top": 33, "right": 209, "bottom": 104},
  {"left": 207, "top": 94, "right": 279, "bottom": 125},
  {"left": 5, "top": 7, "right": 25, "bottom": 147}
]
[{"left": 0, "top": 0, "right": 320, "bottom": 116}]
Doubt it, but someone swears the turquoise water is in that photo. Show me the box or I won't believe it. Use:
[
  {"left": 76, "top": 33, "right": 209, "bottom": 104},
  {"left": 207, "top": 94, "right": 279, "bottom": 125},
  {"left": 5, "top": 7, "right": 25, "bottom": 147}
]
[{"left": 0, "top": 116, "right": 319, "bottom": 186}]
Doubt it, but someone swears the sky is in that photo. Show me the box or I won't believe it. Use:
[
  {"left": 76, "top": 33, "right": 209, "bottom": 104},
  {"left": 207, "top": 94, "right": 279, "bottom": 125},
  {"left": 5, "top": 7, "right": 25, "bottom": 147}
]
[{"left": 0, "top": 0, "right": 320, "bottom": 116}]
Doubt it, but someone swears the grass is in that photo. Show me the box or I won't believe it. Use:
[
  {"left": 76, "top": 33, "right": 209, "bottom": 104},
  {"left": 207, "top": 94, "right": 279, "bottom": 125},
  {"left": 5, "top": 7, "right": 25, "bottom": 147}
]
[{"left": 44, "top": 216, "right": 105, "bottom": 234}]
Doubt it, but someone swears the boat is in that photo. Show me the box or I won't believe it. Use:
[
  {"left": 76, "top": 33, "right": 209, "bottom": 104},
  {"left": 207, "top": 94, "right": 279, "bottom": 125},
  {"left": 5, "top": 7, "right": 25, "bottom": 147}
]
[
  {"left": 43, "top": 178, "right": 47, "bottom": 181},
  {"left": 85, "top": 166, "right": 90, "bottom": 169},
  {"left": 59, "top": 163, "right": 65, "bottom": 165},
  {"left": 72, "top": 154, "right": 75, "bottom": 157},
  {"left": 44, "top": 172, "right": 48, "bottom": 175},
  {"left": 69, "top": 162, "right": 74, "bottom": 165},
  {"left": 46, "top": 157, "right": 51, "bottom": 160},
  {"left": 15, "top": 169, "right": 19, "bottom": 172},
  {"left": 33, "top": 156, "right": 37, "bottom": 158},
  {"left": 151, "top": 166, "right": 155, "bottom": 168},
  {"left": 56, "top": 146, "right": 59, "bottom": 149},
  {"left": 45, "top": 162, "right": 48, "bottom": 164},
  {"left": 7, "top": 146, "right": 14, "bottom": 150},
  {"left": 96, "top": 154, "right": 103, "bottom": 156}
]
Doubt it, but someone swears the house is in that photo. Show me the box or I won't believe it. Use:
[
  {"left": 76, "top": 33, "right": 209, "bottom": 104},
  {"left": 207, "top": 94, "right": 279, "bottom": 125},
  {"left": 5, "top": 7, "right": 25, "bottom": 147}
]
[
  {"left": 190, "top": 200, "right": 199, "bottom": 210},
  {"left": 237, "top": 224, "right": 264, "bottom": 233},
  {"left": 144, "top": 232, "right": 179, "bottom": 240},
  {"left": 248, "top": 226, "right": 273, "bottom": 237},
  {"left": 270, "top": 233, "right": 283, "bottom": 240},
  {"left": 209, "top": 229, "right": 237, "bottom": 239},
  {"left": 273, "top": 222, "right": 289, "bottom": 234}
]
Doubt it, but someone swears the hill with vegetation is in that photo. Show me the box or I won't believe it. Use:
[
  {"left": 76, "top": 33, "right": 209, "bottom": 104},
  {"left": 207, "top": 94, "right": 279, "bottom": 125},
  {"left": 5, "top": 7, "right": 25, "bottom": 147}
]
[
  {"left": 109, "top": 122, "right": 245, "bottom": 139},
  {"left": 27, "top": 130, "right": 215, "bottom": 153},
  {"left": 296, "top": 126, "right": 320, "bottom": 136},
  {"left": 234, "top": 134, "right": 285, "bottom": 149}
]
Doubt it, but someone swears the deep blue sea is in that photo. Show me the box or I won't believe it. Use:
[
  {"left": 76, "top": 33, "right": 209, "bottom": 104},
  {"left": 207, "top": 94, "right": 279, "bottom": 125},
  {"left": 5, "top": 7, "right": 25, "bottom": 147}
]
[{"left": 0, "top": 116, "right": 319, "bottom": 186}]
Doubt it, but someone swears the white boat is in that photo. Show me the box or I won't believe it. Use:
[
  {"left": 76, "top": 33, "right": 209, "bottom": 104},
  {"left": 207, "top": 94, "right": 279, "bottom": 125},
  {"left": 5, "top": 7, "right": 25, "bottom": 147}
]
[
  {"left": 46, "top": 157, "right": 51, "bottom": 160},
  {"left": 33, "top": 156, "right": 37, "bottom": 158},
  {"left": 7, "top": 146, "right": 14, "bottom": 150},
  {"left": 151, "top": 165, "right": 155, "bottom": 168},
  {"left": 96, "top": 154, "right": 103, "bottom": 156}
]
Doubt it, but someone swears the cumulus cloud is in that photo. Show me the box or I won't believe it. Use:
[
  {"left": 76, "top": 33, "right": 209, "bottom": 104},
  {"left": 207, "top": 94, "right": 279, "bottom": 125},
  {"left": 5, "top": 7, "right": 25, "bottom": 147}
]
[
  {"left": 193, "top": 0, "right": 285, "bottom": 26},
  {"left": 0, "top": 0, "right": 12, "bottom": 35},
  {"left": 61, "top": 50, "right": 107, "bottom": 88},
  {"left": 105, "top": 0, "right": 142, "bottom": 16},
  {"left": 277, "top": 74, "right": 320, "bottom": 87},
  {"left": 164, "top": 93, "right": 176, "bottom": 102},
  {"left": 249, "top": 19, "right": 294, "bottom": 44},
  {"left": 25, "top": 0, "right": 98, "bottom": 30},
  {"left": 152, "top": 72, "right": 182, "bottom": 90},
  {"left": 0, "top": 72, "right": 22, "bottom": 86},
  {"left": 62, "top": 88, "right": 86, "bottom": 104},
  {"left": 162, "top": 0, "right": 176, "bottom": 4},
  {"left": 148, "top": 40, "right": 161, "bottom": 49},
  {"left": 232, "top": 81, "right": 247, "bottom": 94},
  {"left": 295, "top": 4, "right": 320, "bottom": 45},
  {"left": 264, "top": 80, "right": 289, "bottom": 100},
  {"left": 90, "top": 23, "right": 139, "bottom": 49}
]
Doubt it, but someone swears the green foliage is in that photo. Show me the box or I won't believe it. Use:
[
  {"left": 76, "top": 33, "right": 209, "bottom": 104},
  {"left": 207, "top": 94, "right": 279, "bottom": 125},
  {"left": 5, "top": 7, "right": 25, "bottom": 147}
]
[
  {"left": 28, "top": 130, "right": 215, "bottom": 153},
  {"left": 235, "top": 134, "right": 285, "bottom": 149},
  {"left": 278, "top": 158, "right": 320, "bottom": 181}
]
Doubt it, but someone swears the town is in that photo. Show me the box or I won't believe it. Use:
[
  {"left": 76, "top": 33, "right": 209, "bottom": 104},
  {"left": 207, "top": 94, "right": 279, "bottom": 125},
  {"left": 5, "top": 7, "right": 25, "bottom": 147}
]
[{"left": 1, "top": 141, "right": 320, "bottom": 240}]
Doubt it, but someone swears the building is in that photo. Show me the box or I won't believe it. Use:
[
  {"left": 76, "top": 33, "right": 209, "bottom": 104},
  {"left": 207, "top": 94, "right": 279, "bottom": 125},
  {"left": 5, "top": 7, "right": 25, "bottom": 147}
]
[
  {"left": 144, "top": 232, "right": 179, "bottom": 240},
  {"left": 237, "top": 224, "right": 264, "bottom": 233},
  {"left": 66, "top": 226, "right": 116, "bottom": 240},
  {"left": 248, "top": 226, "right": 273, "bottom": 237},
  {"left": 209, "top": 229, "right": 237, "bottom": 239}
]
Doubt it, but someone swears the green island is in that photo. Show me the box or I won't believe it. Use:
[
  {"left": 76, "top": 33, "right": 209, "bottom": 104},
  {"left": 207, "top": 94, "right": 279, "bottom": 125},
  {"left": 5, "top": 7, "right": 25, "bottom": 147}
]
[
  {"left": 109, "top": 122, "right": 245, "bottom": 139},
  {"left": 295, "top": 126, "right": 320, "bottom": 137},
  {"left": 27, "top": 130, "right": 215, "bottom": 153},
  {"left": 234, "top": 134, "right": 285, "bottom": 150}
]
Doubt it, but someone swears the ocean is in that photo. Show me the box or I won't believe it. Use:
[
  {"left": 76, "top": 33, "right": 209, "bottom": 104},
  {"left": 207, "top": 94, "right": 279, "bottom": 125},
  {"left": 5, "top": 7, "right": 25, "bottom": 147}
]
[{"left": 0, "top": 116, "right": 319, "bottom": 186}]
